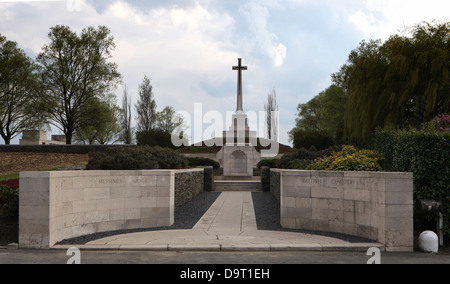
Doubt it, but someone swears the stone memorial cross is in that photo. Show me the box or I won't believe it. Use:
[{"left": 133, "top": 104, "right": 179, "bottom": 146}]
[{"left": 232, "top": 58, "right": 247, "bottom": 113}]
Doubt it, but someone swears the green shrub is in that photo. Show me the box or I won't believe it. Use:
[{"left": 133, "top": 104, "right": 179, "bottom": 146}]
[
  {"left": 306, "top": 145, "right": 382, "bottom": 171},
  {"left": 292, "top": 130, "right": 334, "bottom": 150},
  {"left": 287, "top": 159, "right": 311, "bottom": 169},
  {"left": 86, "top": 146, "right": 157, "bottom": 170},
  {"left": 187, "top": 157, "right": 220, "bottom": 169},
  {"left": 433, "top": 114, "right": 450, "bottom": 132},
  {"left": 0, "top": 185, "right": 19, "bottom": 218},
  {"left": 86, "top": 146, "right": 188, "bottom": 170},
  {"left": 147, "top": 147, "right": 189, "bottom": 169},
  {"left": 372, "top": 125, "right": 450, "bottom": 237},
  {"left": 257, "top": 159, "right": 280, "bottom": 169},
  {"left": 278, "top": 148, "right": 317, "bottom": 169},
  {"left": 136, "top": 129, "right": 175, "bottom": 148},
  {"left": 278, "top": 146, "right": 339, "bottom": 169},
  {"left": 369, "top": 125, "right": 398, "bottom": 171}
]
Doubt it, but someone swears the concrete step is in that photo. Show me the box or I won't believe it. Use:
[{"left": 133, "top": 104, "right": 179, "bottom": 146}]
[
  {"left": 214, "top": 176, "right": 260, "bottom": 181},
  {"left": 213, "top": 180, "right": 262, "bottom": 192}
]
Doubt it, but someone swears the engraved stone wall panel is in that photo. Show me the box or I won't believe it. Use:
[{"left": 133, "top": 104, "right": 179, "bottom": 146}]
[
  {"left": 273, "top": 169, "right": 413, "bottom": 252},
  {"left": 19, "top": 169, "right": 203, "bottom": 249}
]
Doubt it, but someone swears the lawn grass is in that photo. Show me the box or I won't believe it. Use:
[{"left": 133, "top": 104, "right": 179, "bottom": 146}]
[{"left": 0, "top": 173, "right": 19, "bottom": 181}]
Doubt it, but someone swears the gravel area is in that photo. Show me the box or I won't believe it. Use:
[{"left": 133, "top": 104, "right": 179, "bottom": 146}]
[
  {"left": 251, "top": 192, "right": 376, "bottom": 243},
  {"left": 57, "top": 192, "right": 221, "bottom": 245}
]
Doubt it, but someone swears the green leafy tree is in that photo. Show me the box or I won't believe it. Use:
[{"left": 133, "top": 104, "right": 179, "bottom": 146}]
[
  {"left": 36, "top": 25, "right": 121, "bottom": 144},
  {"left": 342, "top": 21, "right": 450, "bottom": 142},
  {"left": 74, "top": 97, "right": 121, "bottom": 144},
  {"left": 291, "top": 130, "right": 334, "bottom": 150},
  {"left": 156, "top": 106, "right": 184, "bottom": 134},
  {"left": 289, "top": 84, "right": 347, "bottom": 142},
  {"left": 292, "top": 95, "right": 322, "bottom": 132},
  {"left": 0, "top": 34, "right": 45, "bottom": 144}
]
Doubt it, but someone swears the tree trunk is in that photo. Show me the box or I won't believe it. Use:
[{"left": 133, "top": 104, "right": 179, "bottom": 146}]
[
  {"left": 1, "top": 131, "right": 11, "bottom": 144},
  {"left": 65, "top": 132, "right": 72, "bottom": 144}
]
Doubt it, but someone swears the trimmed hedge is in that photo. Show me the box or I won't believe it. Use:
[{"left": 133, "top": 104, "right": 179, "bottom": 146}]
[
  {"left": 257, "top": 159, "right": 280, "bottom": 169},
  {"left": 371, "top": 126, "right": 450, "bottom": 237},
  {"left": 136, "top": 129, "right": 175, "bottom": 149},
  {"left": 86, "top": 146, "right": 188, "bottom": 170},
  {"left": 186, "top": 157, "right": 220, "bottom": 170}
]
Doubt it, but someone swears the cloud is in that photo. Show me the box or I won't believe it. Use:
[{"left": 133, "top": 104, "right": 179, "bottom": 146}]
[
  {"left": 269, "top": 43, "right": 287, "bottom": 67},
  {"left": 0, "top": 0, "right": 242, "bottom": 138},
  {"left": 0, "top": 0, "right": 238, "bottom": 80},
  {"left": 239, "top": 1, "right": 287, "bottom": 67},
  {"left": 349, "top": 0, "right": 450, "bottom": 40},
  {"left": 87, "top": 1, "right": 246, "bottom": 135},
  {"left": 349, "top": 10, "right": 379, "bottom": 39},
  {"left": 6, "top": 0, "right": 447, "bottom": 146},
  {"left": 104, "top": 1, "right": 237, "bottom": 73}
]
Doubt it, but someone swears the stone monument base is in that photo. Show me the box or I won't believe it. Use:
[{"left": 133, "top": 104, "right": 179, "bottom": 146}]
[{"left": 217, "top": 144, "right": 260, "bottom": 177}]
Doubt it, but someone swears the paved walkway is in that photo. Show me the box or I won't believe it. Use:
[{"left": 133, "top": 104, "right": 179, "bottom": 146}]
[
  {"left": 193, "top": 191, "right": 257, "bottom": 232},
  {"left": 53, "top": 192, "right": 382, "bottom": 251}
]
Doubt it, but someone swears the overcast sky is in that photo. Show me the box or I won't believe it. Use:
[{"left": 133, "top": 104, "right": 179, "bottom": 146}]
[{"left": 1, "top": 0, "right": 449, "bottom": 145}]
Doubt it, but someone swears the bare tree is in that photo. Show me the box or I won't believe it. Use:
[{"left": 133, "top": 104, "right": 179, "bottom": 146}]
[
  {"left": 119, "top": 85, "right": 133, "bottom": 144},
  {"left": 264, "top": 88, "right": 279, "bottom": 141}
]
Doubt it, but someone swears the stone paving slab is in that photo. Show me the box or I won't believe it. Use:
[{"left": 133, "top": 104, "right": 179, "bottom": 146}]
[
  {"left": 53, "top": 228, "right": 383, "bottom": 252},
  {"left": 51, "top": 192, "right": 385, "bottom": 252}
]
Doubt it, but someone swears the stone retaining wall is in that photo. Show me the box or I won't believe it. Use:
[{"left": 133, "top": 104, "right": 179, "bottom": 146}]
[
  {"left": 19, "top": 169, "right": 204, "bottom": 249},
  {"left": 175, "top": 170, "right": 204, "bottom": 209},
  {"left": 271, "top": 169, "right": 414, "bottom": 252},
  {"left": 270, "top": 170, "right": 281, "bottom": 202}
]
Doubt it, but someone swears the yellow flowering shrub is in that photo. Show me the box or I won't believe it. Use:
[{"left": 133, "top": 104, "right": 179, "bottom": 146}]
[{"left": 306, "top": 145, "right": 382, "bottom": 171}]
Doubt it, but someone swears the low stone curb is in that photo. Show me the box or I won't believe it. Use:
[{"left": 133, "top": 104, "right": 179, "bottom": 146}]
[
  {"left": 6, "top": 243, "right": 19, "bottom": 250},
  {"left": 51, "top": 243, "right": 384, "bottom": 252}
]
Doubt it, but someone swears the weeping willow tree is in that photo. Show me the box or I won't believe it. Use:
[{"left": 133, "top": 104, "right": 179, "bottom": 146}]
[{"left": 341, "top": 21, "right": 449, "bottom": 142}]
